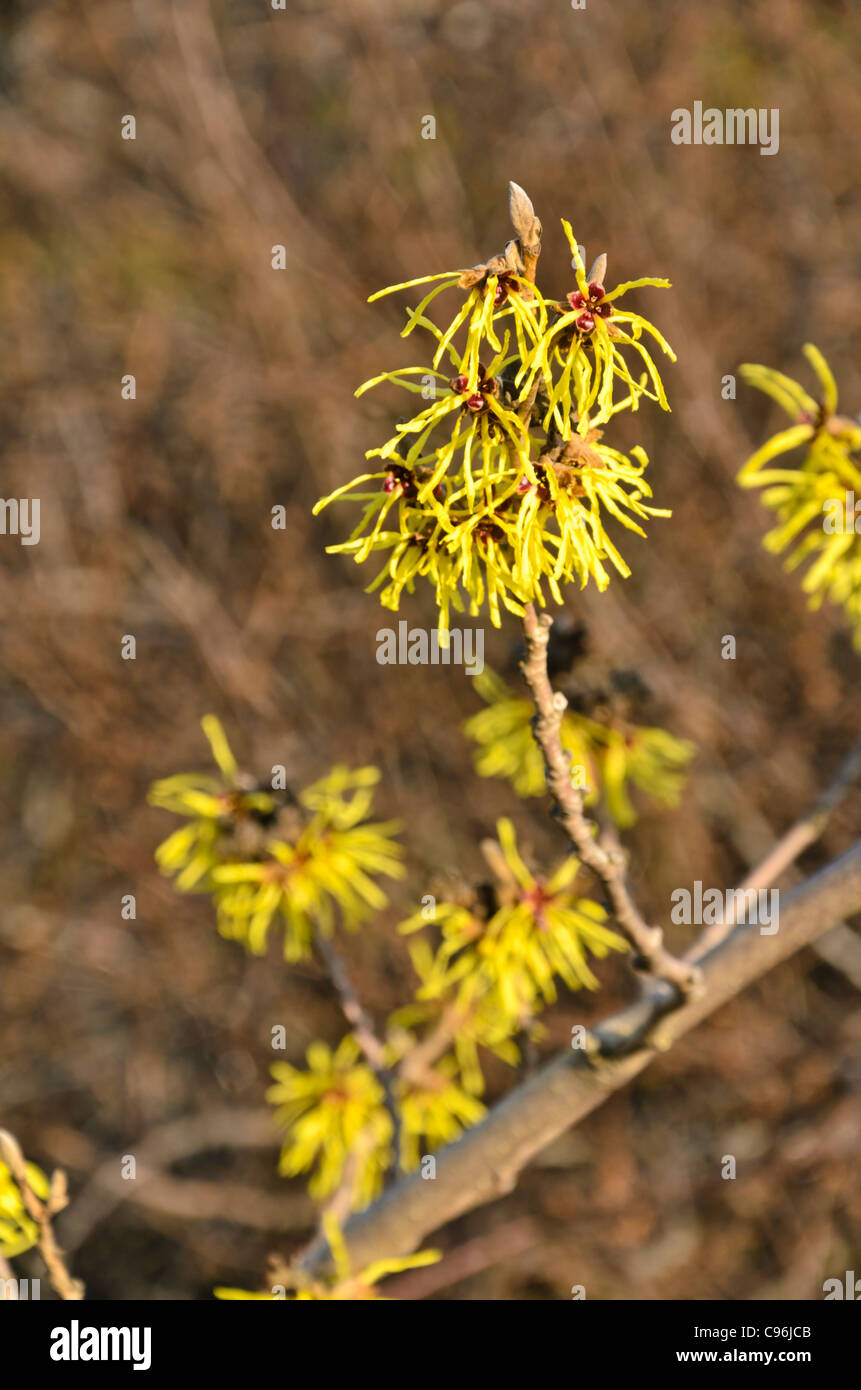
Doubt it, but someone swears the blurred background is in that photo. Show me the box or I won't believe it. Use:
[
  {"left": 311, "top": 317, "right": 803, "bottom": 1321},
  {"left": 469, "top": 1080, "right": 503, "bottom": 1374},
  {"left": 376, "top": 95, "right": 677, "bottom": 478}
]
[{"left": 1, "top": 0, "right": 860, "bottom": 1300}]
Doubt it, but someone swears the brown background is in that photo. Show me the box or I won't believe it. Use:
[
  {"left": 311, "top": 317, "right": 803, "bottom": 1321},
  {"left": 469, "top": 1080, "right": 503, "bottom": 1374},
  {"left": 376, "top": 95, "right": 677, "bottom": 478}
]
[{"left": 1, "top": 0, "right": 859, "bottom": 1299}]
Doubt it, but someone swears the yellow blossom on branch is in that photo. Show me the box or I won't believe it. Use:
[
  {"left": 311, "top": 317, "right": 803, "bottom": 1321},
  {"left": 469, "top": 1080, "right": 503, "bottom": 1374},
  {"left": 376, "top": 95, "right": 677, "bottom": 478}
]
[
  {"left": 314, "top": 191, "right": 674, "bottom": 633},
  {"left": 401, "top": 819, "right": 627, "bottom": 1032},
  {"left": 463, "top": 669, "right": 694, "bottom": 827},
  {"left": 738, "top": 344, "right": 861, "bottom": 646},
  {"left": 267, "top": 1038, "right": 393, "bottom": 1205},
  {"left": 150, "top": 721, "right": 405, "bottom": 959},
  {"left": 0, "top": 1156, "right": 49, "bottom": 1259}
]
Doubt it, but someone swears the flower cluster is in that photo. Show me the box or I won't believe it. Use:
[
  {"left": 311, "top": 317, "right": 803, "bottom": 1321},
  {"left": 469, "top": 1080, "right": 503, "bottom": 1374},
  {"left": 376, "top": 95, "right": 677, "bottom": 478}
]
[
  {"left": 738, "top": 344, "right": 861, "bottom": 647},
  {"left": 0, "top": 1157, "right": 48, "bottom": 1259},
  {"left": 149, "top": 194, "right": 694, "bottom": 1301},
  {"left": 463, "top": 669, "right": 694, "bottom": 827},
  {"left": 401, "top": 818, "right": 626, "bottom": 1031},
  {"left": 523, "top": 221, "right": 674, "bottom": 437},
  {"left": 314, "top": 191, "right": 674, "bottom": 634},
  {"left": 267, "top": 1038, "right": 393, "bottom": 1205},
  {"left": 150, "top": 718, "right": 405, "bottom": 960},
  {"left": 267, "top": 1036, "right": 486, "bottom": 1203},
  {"left": 262, "top": 819, "right": 625, "bottom": 1206}
]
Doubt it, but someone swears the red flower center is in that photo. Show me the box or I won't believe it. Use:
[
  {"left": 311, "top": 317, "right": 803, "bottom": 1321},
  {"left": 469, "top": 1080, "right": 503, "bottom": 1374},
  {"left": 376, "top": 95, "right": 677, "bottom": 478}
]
[
  {"left": 567, "top": 282, "right": 612, "bottom": 336},
  {"left": 451, "top": 364, "right": 498, "bottom": 414}
]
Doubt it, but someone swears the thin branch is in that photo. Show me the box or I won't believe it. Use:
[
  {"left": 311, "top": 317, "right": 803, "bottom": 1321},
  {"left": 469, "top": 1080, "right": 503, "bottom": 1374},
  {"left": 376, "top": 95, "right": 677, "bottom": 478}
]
[
  {"left": 63, "top": 1106, "right": 277, "bottom": 1253},
  {"left": 398, "top": 1002, "right": 470, "bottom": 1087},
  {"left": 691, "top": 732, "right": 861, "bottom": 956},
  {"left": 312, "top": 929, "right": 402, "bottom": 1173},
  {"left": 386, "top": 1216, "right": 539, "bottom": 1300},
  {"left": 520, "top": 602, "right": 701, "bottom": 994},
  {"left": 0, "top": 1130, "right": 84, "bottom": 1300},
  {"left": 297, "top": 839, "right": 861, "bottom": 1278}
]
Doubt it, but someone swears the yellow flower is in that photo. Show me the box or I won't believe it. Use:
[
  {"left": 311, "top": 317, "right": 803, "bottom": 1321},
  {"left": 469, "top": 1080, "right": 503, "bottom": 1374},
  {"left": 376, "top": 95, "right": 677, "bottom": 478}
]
[
  {"left": 587, "top": 720, "right": 695, "bottom": 829},
  {"left": 0, "top": 1158, "right": 49, "bottom": 1259},
  {"left": 314, "top": 207, "right": 673, "bottom": 633},
  {"left": 521, "top": 220, "right": 675, "bottom": 436},
  {"left": 210, "top": 817, "right": 404, "bottom": 959},
  {"left": 267, "top": 1038, "right": 392, "bottom": 1205},
  {"left": 397, "top": 1057, "right": 487, "bottom": 1170},
  {"left": 739, "top": 344, "right": 861, "bottom": 646},
  {"left": 365, "top": 234, "right": 547, "bottom": 390},
  {"left": 149, "top": 716, "right": 277, "bottom": 891},
  {"left": 479, "top": 819, "right": 626, "bottom": 1010},
  {"left": 464, "top": 669, "right": 694, "bottom": 827},
  {"left": 390, "top": 936, "right": 521, "bottom": 1095},
  {"left": 463, "top": 668, "right": 597, "bottom": 798},
  {"left": 151, "top": 727, "right": 405, "bottom": 961},
  {"left": 401, "top": 820, "right": 626, "bottom": 1034}
]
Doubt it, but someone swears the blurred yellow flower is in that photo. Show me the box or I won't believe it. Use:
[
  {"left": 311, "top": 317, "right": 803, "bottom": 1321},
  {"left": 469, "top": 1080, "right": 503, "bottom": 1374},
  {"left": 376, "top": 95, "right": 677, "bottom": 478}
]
[
  {"left": 0, "top": 1157, "right": 49, "bottom": 1259},
  {"left": 267, "top": 1038, "right": 392, "bottom": 1205},
  {"left": 397, "top": 1058, "right": 486, "bottom": 1170},
  {"left": 150, "top": 723, "right": 405, "bottom": 960},
  {"left": 739, "top": 344, "right": 861, "bottom": 646},
  {"left": 464, "top": 669, "right": 694, "bottom": 827},
  {"left": 402, "top": 819, "right": 627, "bottom": 1034}
]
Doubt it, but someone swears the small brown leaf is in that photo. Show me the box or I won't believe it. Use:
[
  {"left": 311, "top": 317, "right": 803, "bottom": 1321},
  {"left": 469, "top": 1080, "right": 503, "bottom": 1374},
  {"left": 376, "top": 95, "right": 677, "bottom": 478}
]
[
  {"left": 503, "top": 239, "right": 525, "bottom": 274},
  {"left": 457, "top": 265, "right": 487, "bottom": 289}
]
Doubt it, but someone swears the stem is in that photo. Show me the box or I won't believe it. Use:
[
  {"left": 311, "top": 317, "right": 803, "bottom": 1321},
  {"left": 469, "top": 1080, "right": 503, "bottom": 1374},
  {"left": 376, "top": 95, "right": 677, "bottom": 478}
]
[
  {"left": 690, "top": 732, "right": 861, "bottom": 956},
  {"left": 312, "top": 930, "right": 402, "bottom": 1176},
  {"left": 398, "top": 1002, "right": 470, "bottom": 1087},
  {"left": 520, "top": 602, "right": 701, "bottom": 994}
]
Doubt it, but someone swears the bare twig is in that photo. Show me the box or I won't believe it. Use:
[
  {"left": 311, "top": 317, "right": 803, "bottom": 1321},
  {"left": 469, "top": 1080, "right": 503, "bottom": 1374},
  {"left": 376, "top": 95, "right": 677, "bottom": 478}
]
[
  {"left": 691, "top": 732, "right": 861, "bottom": 956},
  {"left": 398, "top": 1002, "right": 470, "bottom": 1087},
  {"left": 520, "top": 602, "right": 701, "bottom": 994},
  {"left": 312, "top": 929, "right": 402, "bottom": 1173},
  {"left": 386, "top": 1216, "right": 539, "bottom": 1299},
  {"left": 0, "top": 1130, "right": 84, "bottom": 1300}
]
